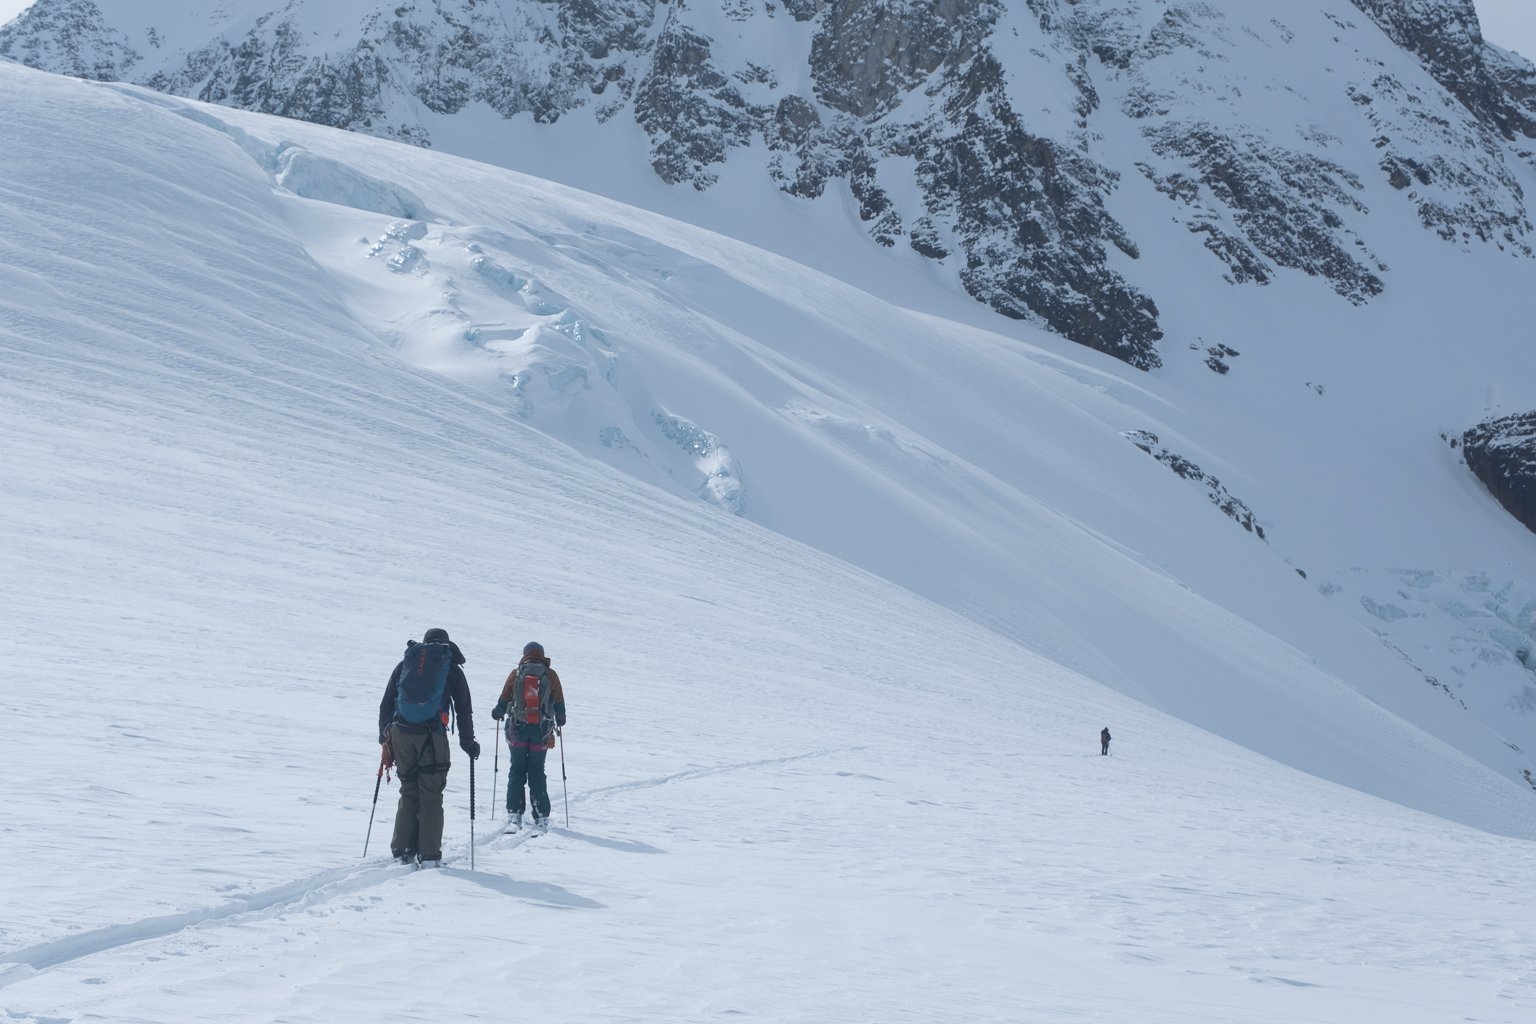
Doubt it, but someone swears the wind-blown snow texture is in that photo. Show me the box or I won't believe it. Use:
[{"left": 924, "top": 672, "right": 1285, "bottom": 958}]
[{"left": 1, "top": 34, "right": 1536, "bottom": 1024}]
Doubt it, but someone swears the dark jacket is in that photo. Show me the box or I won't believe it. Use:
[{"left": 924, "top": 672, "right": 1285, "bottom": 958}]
[
  {"left": 379, "top": 640, "right": 477, "bottom": 750},
  {"left": 496, "top": 655, "right": 567, "bottom": 747}
]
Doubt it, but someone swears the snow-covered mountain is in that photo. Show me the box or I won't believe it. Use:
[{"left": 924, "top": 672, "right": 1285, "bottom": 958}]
[
  {"left": 8, "top": 0, "right": 1536, "bottom": 797},
  {"left": 4, "top": 58, "right": 1536, "bottom": 1023},
  {"left": 4, "top": 2, "right": 1536, "bottom": 795},
  {"left": 4, "top": 0, "right": 1535, "bottom": 370}
]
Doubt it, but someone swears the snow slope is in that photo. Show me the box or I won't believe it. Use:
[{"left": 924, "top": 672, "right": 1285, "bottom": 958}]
[
  {"left": 9, "top": 0, "right": 1535, "bottom": 793},
  {"left": 1, "top": 59, "right": 1535, "bottom": 1023}
]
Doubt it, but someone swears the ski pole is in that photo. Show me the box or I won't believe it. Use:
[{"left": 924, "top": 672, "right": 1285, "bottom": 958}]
[
  {"left": 492, "top": 727, "right": 500, "bottom": 821},
  {"left": 469, "top": 748, "right": 477, "bottom": 871},
  {"left": 364, "top": 743, "right": 389, "bottom": 858},
  {"left": 557, "top": 725, "right": 569, "bottom": 828}
]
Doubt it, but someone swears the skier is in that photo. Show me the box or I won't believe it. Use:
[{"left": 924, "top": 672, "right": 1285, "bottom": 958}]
[
  {"left": 1100, "top": 726, "right": 1112, "bottom": 756},
  {"left": 378, "top": 627, "right": 480, "bottom": 865},
  {"left": 492, "top": 641, "right": 567, "bottom": 834}
]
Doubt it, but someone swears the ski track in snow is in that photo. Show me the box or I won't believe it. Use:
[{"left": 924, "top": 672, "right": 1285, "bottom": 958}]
[{"left": 0, "top": 747, "right": 849, "bottom": 986}]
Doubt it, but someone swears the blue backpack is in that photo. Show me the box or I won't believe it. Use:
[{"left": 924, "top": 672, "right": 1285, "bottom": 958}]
[{"left": 396, "top": 641, "right": 452, "bottom": 726}]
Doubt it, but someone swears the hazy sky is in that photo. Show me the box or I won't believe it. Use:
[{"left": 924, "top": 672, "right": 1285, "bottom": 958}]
[
  {"left": 0, "top": 2, "right": 1533, "bottom": 79},
  {"left": 1478, "top": 0, "right": 1536, "bottom": 58}
]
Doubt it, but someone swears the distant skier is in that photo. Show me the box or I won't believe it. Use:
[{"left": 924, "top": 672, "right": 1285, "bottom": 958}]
[
  {"left": 492, "top": 641, "right": 567, "bottom": 834},
  {"left": 1100, "top": 727, "right": 1112, "bottom": 756},
  {"left": 378, "top": 628, "right": 480, "bottom": 866}
]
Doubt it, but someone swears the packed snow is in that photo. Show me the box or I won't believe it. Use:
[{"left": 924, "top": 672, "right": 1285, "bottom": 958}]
[{"left": 2, "top": 55, "right": 1535, "bottom": 1024}]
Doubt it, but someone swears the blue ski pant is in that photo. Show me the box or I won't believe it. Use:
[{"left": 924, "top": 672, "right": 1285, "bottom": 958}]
[{"left": 506, "top": 743, "right": 551, "bottom": 818}]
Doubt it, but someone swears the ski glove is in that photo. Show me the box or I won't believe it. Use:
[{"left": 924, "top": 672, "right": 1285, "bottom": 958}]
[
  {"left": 491, "top": 700, "right": 508, "bottom": 721},
  {"left": 556, "top": 717, "right": 566, "bottom": 728},
  {"left": 463, "top": 739, "right": 481, "bottom": 760}
]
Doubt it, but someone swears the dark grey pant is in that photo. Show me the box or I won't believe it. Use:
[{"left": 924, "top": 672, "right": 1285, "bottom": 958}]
[{"left": 389, "top": 725, "right": 451, "bottom": 859}]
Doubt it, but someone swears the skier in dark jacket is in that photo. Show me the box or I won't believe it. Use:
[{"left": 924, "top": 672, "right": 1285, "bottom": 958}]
[
  {"left": 492, "top": 641, "right": 567, "bottom": 834},
  {"left": 378, "top": 627, "right": 479, "bottom": 865},
  {"left": 1100, "top": 727, "right": 1112, "bottom": 756}
]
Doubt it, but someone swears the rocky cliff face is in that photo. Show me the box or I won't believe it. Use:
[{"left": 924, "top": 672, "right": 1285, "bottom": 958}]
[
  {"left": 1349, "top": 0, "right": 1536, "bottom": 141},
  {"left": 3, "top": 0, "right": 1533, "bottom": 372},
  {"left": 0, "top": 0, "right": 140, "bottom": 78},
  {"left": 1463, "top": 412, "right": 1536, "bottom": 535}
]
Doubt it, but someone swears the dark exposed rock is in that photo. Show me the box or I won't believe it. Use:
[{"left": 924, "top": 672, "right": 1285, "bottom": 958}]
[
  {"left": 810, "top": 0, "right": 975, "bottom": 119},
  {"left": 1096, "top": 0, "right": 1534, "bottom": 298},
  {"left": 1463, "top": 411, "right": 1536, "bottom": 535},
  {"left": 1348, "top": 0, "right": 1536, "bottom": 140},
  {"left": 1202, "top": 343, "right": 1238, "bottom": 375},
  {"left": 634, "top": 16, "right": 755, "bottom": 188},
  {"left": 1487, "top": 42, "right": 1536, "bottom": 123},
  {"left": 1088, "top": 1, "right": 1405, "bottom": 303},
  {"left": 788, "top": 0, "right": 1165, "bottom": 365},
  {"left": 6, "top": 0, "right": 1536, "bottom": 371},
  {"left": 0, "top": 0, "right": 141, "bottom": 78},
  {"left": 0, "top": 0, "right": 1166, "bottom": 369},
  {"left": 1346, "top": 76, "right": 1533, "bottom": 252},
  {"left": 1484, "top": 43, "right": 1536, "bottom": 172},
  {"left": 904, "top": 42, "right": 1163, "bottom": 366},
  {"left": 908, "top": 217, "right": 950, "bottom": 260},
  {"left": 1138, "top": 122, "right": 1385, "bottom": 303},
  {"left": 848, "top": 151, "right": 901, "bottom": 245},
  {"left": 1124, "top": 430, "right": 1267, "bottom": 540}
]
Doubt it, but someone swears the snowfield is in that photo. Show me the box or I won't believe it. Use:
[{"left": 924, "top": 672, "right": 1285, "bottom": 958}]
[{"left": 2, "top": 58, "right": 1535, "bottom": 1023}]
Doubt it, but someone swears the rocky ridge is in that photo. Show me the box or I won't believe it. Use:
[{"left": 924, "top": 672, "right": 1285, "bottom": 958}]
[{"left": 5, "top": 0, "right": 1533, "bottom": 372}]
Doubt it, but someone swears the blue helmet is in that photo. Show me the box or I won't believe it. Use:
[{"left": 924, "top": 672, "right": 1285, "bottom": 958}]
[{"left": 523, "top": 641, "right": 544, "bottom": 656}]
